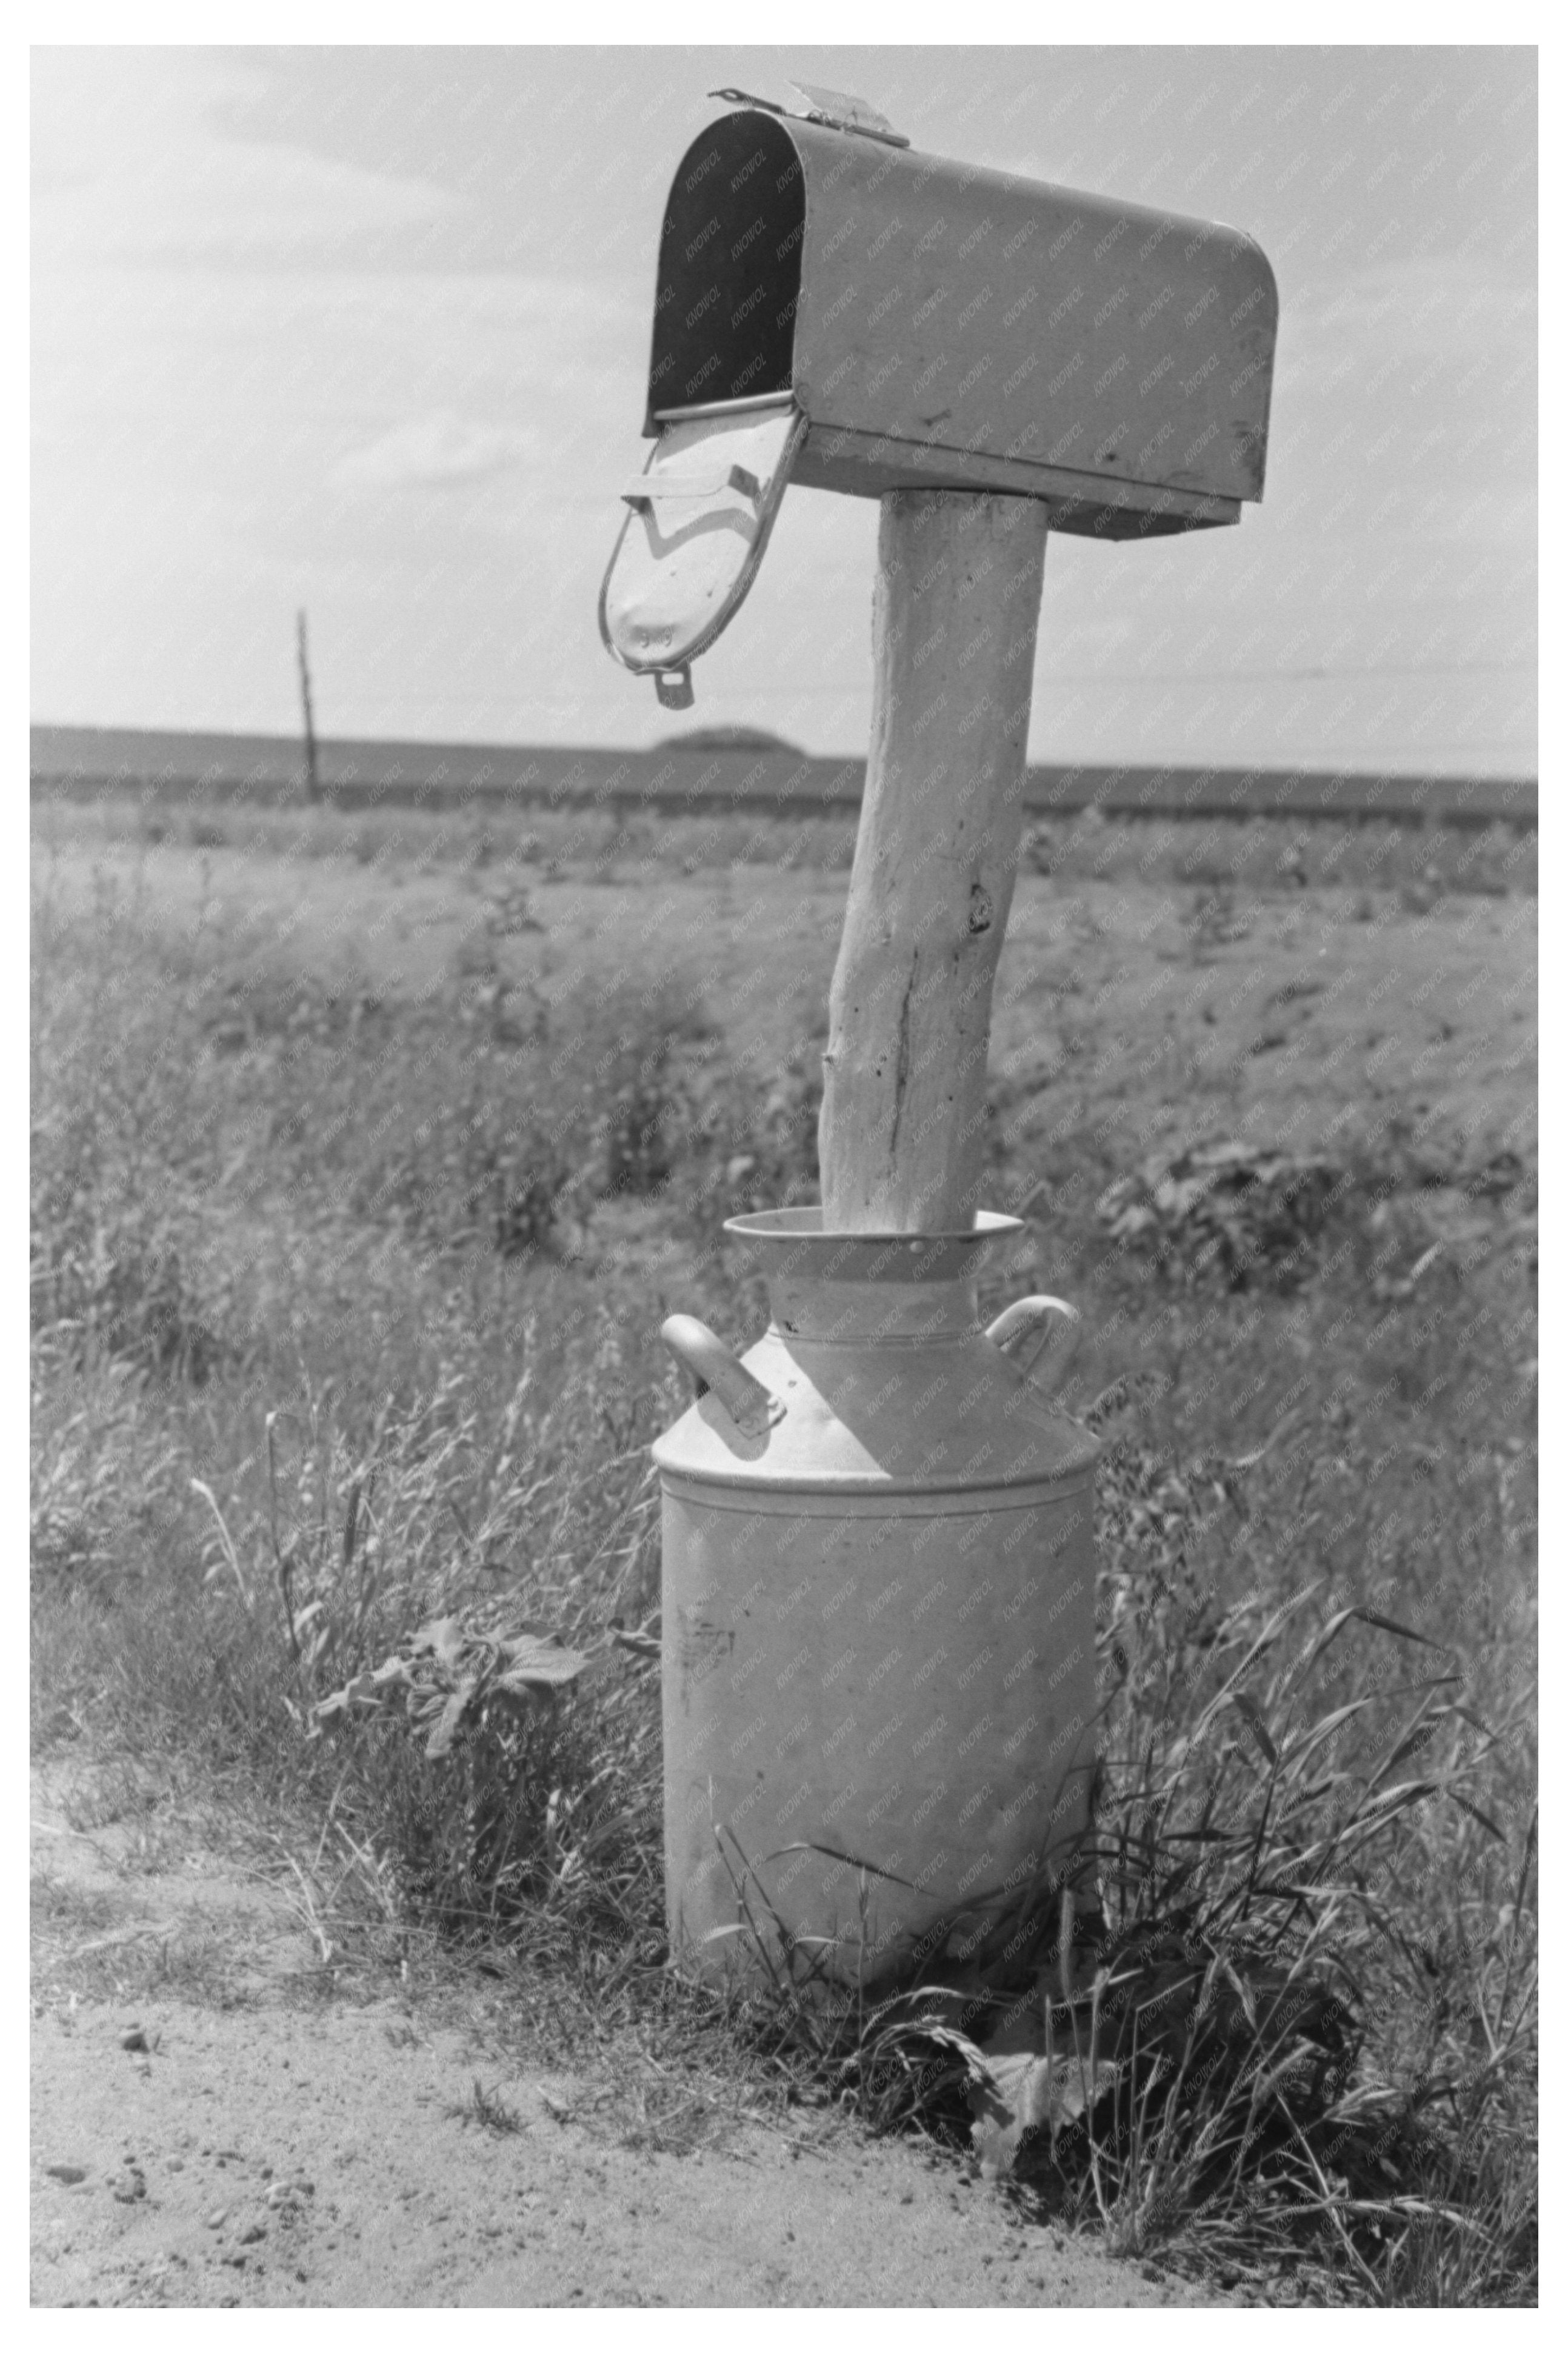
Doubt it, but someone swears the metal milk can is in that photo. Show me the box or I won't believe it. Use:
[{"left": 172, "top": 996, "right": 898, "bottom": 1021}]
[{"left": 653, "top": 1209, "right": 1101, "bottom": 1990}]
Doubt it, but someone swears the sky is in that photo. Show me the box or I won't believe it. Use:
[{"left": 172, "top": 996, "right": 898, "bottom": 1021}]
[{"left": 31, "top": 44, "right": 1536, "bottom": 772}]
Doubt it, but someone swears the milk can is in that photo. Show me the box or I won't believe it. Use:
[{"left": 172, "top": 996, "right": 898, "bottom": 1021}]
[{"left": 653, "top": 1209, "right": 1101, "bottom": 1991}]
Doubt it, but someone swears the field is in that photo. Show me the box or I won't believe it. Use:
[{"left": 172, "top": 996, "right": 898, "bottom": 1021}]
[{"left": 31, "top": 785, "right": 1536, "bottom": 2305}]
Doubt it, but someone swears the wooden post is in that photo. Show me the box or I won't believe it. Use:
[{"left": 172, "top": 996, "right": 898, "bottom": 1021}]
[
  {"left": 296, "top": 608, "right": 320, "bottom": 804},
  {"left": 818, "top": 491, "right": 1049, "bottom": 1232}
]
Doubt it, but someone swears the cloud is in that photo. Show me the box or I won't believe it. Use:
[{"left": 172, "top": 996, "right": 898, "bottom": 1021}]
[
  {"left": 330, "top": 415, "right": 540, "bottom": 493},
  {"left": 32, "top": 48, "right": 460, "bottom": 270},
  {"left": 1278, "top": 259, "right": 1535, "bottom": 389}
]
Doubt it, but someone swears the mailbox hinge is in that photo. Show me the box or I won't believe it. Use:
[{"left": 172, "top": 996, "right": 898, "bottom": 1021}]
[{"left": 707, "top": 82, "right": 910, "bottom": 149}]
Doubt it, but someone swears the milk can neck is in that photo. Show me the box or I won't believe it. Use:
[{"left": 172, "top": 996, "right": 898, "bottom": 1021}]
[
  {"left": 723, "top": 1208, "right": 1026, "bottom": 1343},
  {"left": 768, "top": 1271, "right": 979, "bottom": 1344}
]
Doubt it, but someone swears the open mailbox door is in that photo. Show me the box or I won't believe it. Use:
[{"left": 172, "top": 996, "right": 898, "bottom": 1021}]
[{"left": 598, "top": 393, "right": 807, "bottom": 709}]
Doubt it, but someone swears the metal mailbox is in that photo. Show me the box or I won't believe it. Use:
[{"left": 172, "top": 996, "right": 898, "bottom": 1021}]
[{"left": 602, "top": 87, "right": 1279, "bottom": 701}]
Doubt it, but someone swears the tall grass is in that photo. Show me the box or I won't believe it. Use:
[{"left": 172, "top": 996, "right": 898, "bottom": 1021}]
[{"left": 30, "top": 842, "right": 1535, "bottom": 2303}]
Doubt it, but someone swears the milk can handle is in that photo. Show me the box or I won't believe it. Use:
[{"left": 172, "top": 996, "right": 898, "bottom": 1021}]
[
  {"left": 661, "top": 1315, "right": 781, "bottom": 1440},
  {"left": 985, "top": 1295, "right": 1082, "bottom": 1387}
]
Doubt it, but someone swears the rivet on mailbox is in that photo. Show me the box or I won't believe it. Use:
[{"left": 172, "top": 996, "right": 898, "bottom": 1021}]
[{"left": 600, "top": 83, "right": 1279, "bottom": 707}]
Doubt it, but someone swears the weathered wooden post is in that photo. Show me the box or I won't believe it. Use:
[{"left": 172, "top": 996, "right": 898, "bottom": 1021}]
[
  {"left": 296, "top": 607, "right": 320, "bottom": 806},
  {"left": 602, "top": 84, "right": 1278, "bottom": 1986},
  {"left": 818, "top": 490, "right": 1048, "bottom": 1233}
]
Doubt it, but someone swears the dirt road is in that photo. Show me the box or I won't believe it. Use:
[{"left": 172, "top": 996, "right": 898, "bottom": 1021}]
[{"left": 31, "top": 1767, "right": 1199, "bottom": 2309}]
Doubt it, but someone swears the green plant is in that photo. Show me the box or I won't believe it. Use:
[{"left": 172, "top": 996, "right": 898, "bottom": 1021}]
[
  {"left": 310, "top": 1612, "right": 655, "bottom": 1941},
  {"left": 1095, "top": 1141, "right": 1344, "bottom": 1293},
  {"left": 595, "top": 988, "right": 716, "bottom": 1202},
  {"left": 30, "top": 1343, "right": 179, "bottom": 1590},
  {"left": 449, "top": 2077, "right": 525, "bottom": 2135}
]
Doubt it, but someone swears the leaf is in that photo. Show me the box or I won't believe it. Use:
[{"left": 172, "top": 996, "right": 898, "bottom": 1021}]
[
  {"left": 1230, "top": 1692, "right": 1278, "bottom": 1766},
  {"left": 425, "top": 1676, "right": 479, "bottom": 1759},
  {"left": 341, "top": 1478, "right": 361, "bottom": 1570},
  {"left": 315, "top": 1670, "right": 381, "bottom": 1721},
  {"left": 1447, "top": 1790, "right": 1505, "bottom": 1841},
  {"left": 409, "top": 1616, "right": 468, "bottom": 1669},
  {"left": 1352, "top": 1605, "right": 1448, "bottom": 1653},
  {"left": 1184, "top": 1584, "right": 1321, "bottom": 1751},
  {"left": 918, "top": 2023, "right": 993, "bottom": 2086},
  {"left": 609, "top": 1627, "right": 661, "bottom": 1661},
  {"left": 970, "top": 2029, "right": 1123, "bottom": 2180},
  {"left": 495, "top": 1633, "right": 590, "bottom": 1690},
  {"left": 1282, "top": 1697, "right": 1380, "bottom": 1774}
]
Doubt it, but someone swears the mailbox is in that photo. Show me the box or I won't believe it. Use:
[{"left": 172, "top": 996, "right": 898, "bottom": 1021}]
[{"left": 601, "top": 87, "right": 1279, "bottom": 703}]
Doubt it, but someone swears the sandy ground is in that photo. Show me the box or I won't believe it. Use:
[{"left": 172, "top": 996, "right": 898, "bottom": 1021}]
[{"left": 31, "top": 1767, "right": 1198, "bottom": 2310}]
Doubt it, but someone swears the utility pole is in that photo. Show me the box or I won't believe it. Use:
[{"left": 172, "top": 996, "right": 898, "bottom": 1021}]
[{"left": 296, "top": 609, "right": 320, "bottom": 804}]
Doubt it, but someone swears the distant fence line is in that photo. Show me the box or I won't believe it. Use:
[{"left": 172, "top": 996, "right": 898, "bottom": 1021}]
[{"left": 29, "top": 725, "right": 1537, "bottom": 833}]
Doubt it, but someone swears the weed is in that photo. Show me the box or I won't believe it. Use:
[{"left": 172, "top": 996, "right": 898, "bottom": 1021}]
[
  {"left": 30, "top": 1342, "right": 181, "bottom": 1592},
  {"left": 598, "top": 989, "right": 714, "bottom": 1201},
  {"left": 449, "top": 2077, "right": 525, "bottom": 2136},
  {"left": 1095, "top": 1141, "right": 1343, "bottom": 1292}
]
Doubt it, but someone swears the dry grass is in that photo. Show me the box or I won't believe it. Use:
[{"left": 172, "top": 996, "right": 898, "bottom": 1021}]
[
  {"left": 36, "top": 773, "right": 1536, "bottom": 901},
  {"left": 30, "top": 815, "right": 1535, "bottom": 2304}
]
